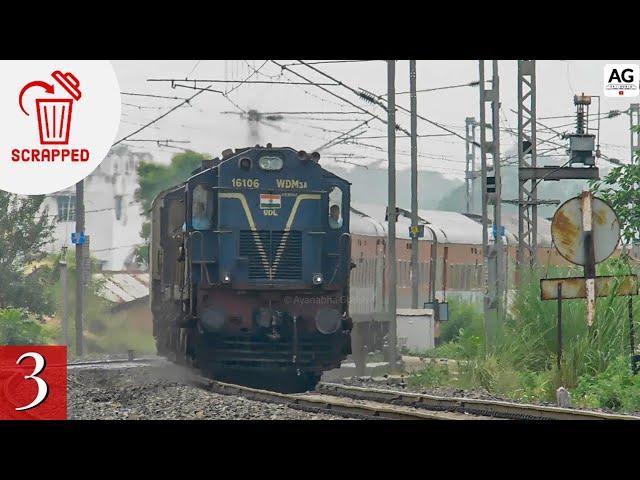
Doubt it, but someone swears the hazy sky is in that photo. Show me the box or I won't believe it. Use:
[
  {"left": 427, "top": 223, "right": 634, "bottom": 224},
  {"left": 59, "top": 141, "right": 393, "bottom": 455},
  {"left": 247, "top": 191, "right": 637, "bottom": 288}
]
[{"left": 111, "top": 60, "right": 640, "bottom": 180}]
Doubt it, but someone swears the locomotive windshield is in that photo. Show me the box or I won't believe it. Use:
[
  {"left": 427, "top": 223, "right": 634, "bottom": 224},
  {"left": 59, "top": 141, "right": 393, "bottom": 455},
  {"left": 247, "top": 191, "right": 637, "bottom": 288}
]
[
  {"left": 192, "top": 184, "right": 213, "bottom": 230},
  {"left": 328, "top": 186, "right": 343, "bottom": 229}
]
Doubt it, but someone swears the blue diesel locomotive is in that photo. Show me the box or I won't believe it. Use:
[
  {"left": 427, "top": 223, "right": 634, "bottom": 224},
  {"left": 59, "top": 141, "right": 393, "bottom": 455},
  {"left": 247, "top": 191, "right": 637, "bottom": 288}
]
[{"left": 150, "top": 145, "right": 353, "bottom": 391}]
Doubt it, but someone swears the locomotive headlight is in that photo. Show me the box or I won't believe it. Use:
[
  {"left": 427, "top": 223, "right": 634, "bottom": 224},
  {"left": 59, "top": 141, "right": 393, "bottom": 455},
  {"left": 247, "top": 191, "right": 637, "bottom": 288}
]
[
  {"left": 258, "top": 156, "right": 283, "bottom": 171},
  {"left": 312, "top": 273, "right": 323, "bottom": 285},
  {"left": 222, "top": 272, "right": 232, "bottom": 283}
]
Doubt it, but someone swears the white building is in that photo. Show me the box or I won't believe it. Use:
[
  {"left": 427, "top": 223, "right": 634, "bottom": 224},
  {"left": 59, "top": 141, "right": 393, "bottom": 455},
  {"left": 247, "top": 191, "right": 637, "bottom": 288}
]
[{"left": 42, "top": 145, "right": 150, "bottom": 271}]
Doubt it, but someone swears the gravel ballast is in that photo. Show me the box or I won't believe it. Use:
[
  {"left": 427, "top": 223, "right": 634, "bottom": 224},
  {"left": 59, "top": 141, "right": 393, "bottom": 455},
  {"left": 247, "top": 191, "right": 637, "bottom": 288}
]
[{"left": 68, "top": 364, "right": 344, "bottom": 420}]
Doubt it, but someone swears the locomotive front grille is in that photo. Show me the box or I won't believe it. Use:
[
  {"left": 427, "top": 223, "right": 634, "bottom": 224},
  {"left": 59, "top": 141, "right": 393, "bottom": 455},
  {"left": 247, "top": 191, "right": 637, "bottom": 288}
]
[{"left": 240, "top": 230, "right": 302, "bottom": 281}]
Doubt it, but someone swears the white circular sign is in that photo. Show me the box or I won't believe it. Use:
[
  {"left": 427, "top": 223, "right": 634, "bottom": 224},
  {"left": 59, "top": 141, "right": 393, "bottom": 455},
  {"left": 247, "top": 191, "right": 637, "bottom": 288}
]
[
  {"left": 0, "top": 60, "right": 121, "bottom": 195},
  {"left": 551, "top": 195, "right": 621, "bottom": 266}
]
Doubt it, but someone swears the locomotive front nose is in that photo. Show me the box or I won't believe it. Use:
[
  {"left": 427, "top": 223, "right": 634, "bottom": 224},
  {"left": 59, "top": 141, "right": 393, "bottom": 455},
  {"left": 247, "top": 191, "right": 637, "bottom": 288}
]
[{"left": 315, "top": 308, "right": 342, "bottom": 334}]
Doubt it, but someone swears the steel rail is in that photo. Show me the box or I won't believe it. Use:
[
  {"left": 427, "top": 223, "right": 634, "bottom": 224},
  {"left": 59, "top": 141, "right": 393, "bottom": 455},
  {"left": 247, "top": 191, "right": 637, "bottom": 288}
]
[
  {"left": 316, "top": 382, "right": 640, "bottom": 420},
  {"left": 192, "top": 377, "right": 489, "bottom": 420}
]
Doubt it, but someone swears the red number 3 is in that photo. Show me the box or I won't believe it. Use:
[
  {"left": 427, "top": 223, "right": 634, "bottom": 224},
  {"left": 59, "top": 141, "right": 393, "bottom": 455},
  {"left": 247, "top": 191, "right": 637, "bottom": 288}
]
[{"left": 15, "top": 352, "right": 48, "bottom": 411}]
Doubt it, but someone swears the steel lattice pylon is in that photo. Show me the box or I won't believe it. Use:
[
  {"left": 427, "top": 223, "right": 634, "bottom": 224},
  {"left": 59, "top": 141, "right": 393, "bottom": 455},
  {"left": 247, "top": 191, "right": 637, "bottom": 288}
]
[{"left": 517, "top": 60, "right": 538, "bottom": 284}]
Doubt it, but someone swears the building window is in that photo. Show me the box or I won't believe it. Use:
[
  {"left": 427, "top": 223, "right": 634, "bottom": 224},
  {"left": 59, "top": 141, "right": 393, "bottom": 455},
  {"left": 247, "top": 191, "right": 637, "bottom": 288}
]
[
  {"left": 57, "top": 196, "right": 76, "bottom": 222},
  {"left": 114, "top": 195, "right": 123, "bottom": 221}
]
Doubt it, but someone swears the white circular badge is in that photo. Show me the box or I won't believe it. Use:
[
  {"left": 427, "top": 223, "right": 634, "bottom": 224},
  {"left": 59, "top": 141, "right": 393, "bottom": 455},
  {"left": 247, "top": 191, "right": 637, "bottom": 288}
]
[{"left": 0, "top": 60, "right": 121, "bottom": 195}]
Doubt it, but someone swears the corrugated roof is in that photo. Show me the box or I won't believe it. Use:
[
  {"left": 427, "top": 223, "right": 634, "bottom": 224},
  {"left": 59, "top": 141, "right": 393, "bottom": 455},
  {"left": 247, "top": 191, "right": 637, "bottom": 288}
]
[{"left": 93, "top": 272, "right": 150, "bottom": 304}]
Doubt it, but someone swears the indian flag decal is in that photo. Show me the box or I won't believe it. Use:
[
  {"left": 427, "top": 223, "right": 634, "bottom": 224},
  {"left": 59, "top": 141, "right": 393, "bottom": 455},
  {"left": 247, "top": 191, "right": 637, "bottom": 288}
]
[{"left": 260, "top": 193, "right": 281, "bottom": 209}]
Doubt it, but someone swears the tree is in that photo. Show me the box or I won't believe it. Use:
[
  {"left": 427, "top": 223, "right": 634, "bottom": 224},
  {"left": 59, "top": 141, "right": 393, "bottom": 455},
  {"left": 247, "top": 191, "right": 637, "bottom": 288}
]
[
  {"left": 591, "top": 127, "right": 640, "bottom": 245},
  {"left": 0, "top": 193, "right": 54, "bottom": 316},
  {"left": 0, "top": 308, "right": 55, "bottom": 344},
  {"left": 134, "top": 150, "right": 209, "bottom": 263}
]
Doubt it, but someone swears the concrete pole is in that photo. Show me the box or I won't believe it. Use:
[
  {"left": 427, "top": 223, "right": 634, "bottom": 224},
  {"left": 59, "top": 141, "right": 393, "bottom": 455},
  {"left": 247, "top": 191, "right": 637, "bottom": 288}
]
[
  {"left": 410, "top": 60, "right": 419, "bottom": 309},
  {"left": 478, "top": 61, "right": 491, "bottom": 350},
  {"left": 59, "top": 253, "right": 69, "bottom": 347},
  {"left": 75, "top": 180, "right": 85, "bottom": 357},
  {"left": 387, "top": 60, "right": 398, "bottom": 370},
  {"left": 491, "top": 60, "right": 504, "bottom": 330}
]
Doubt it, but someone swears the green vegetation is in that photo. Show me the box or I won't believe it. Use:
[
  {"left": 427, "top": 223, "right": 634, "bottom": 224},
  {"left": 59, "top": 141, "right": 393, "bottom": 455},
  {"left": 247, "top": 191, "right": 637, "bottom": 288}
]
[
  {"left": 0, "top": 308, "right": 58, "bottom": 345},
  {"left": 591, "top": 128, "right": 640, "bottom": 244},
  {"left": 49, "top": 251, "right": 155, "bottom": 356},
  {"left": 0, "top": 192, "right": 60, "bottom": 346},
  {"left": 134, "top": 150, "right": 209, "bottom": 265},
  {"left": 0, "top": 192, "right": 55, "bottom": 317},
  {"left": 409, "top": 260, "right": 640, "bottom": 412}
]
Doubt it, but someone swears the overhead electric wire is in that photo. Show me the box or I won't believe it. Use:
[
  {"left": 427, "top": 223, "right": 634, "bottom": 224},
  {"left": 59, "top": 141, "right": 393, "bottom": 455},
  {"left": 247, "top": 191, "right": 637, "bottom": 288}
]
[
  {"left": 115, "top": 62, "right": 272, "bottom": 147},
  {"left": 382, "top": 80, "right": 480, "bottom": 96},
  {"left": 270, "top": 60, "right": 411, "bottom": 137},
  {"left": 280, "top": 60, "right": 376, "bottom": 67},
  {"left": 113, "top": 85, "right": 215, "bottom": 147},
  {"left": 126, "top": 139, "right": 191, "bottom": 144},
  {"left": 221, "top": 111, "right": 367, "bottom": 116},
  {"left": 148, "top": 78, "right": 339, "bottom": 86},
  {"left": 122, "top": 102, "right": 167, "bottom": 110},
  {"left": 187, "top": 60, "right": 203, "bottom": 78},
  {"left": 315, "top": 120, "right": 372, "bottom": 151},
  {"left": 293, "top": 60, "right": 477, "bottom": 145},
  {"left": 354, "top": 133, "right": 455, "bottom": 139},
  {"left": 121, "top": 92, "right": 188, "bottom": 101}
]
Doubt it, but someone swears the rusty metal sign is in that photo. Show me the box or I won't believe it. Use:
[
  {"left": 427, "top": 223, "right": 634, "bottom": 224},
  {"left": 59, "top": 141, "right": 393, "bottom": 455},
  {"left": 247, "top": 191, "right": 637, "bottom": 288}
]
[
  {"left": 551, "top": 194, "right": 620, "bottom": 266},
  {"left": 541, "top": 275, "right": 638, "bottom": 300}
]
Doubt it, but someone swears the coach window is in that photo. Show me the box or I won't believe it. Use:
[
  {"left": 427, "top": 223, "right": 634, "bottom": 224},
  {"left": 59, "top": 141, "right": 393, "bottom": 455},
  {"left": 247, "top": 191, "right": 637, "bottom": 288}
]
[
  {"left": 328, "top": 186, "right": 343, "bottom": 229},
  {"left": 192, "top": 185, "right": 213, "bottom": 230}
]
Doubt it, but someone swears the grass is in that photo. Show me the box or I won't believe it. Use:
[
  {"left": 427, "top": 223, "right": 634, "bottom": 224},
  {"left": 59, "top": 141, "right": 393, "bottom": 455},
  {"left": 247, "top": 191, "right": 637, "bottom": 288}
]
[{"left": 408, "top": 257, "right": 640, "bottom": 412}]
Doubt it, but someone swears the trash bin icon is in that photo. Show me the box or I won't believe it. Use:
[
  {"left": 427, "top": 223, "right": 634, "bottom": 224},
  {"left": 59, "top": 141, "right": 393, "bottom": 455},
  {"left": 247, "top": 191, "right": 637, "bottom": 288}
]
[
  {"left": 29, "top": 71, "right": 81, "bottom": 145},
  {"left": 36, "top": 98, "right": 74, "bottom": 144}
]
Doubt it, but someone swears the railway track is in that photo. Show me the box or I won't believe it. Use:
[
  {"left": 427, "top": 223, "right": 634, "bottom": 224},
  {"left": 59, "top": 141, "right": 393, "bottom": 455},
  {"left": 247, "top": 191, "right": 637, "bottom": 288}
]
[
  {"left": 194, "top": 376, "right": 491, "bottom": 420},
  {"left": 67, "top": 357, "right": 640, "bottom": 420},
  {"left": 316, "top": 382, "right": 640, "bottom": 420},
  {"left": 67, "top": 357, "right": 161, "bottom": 370}
]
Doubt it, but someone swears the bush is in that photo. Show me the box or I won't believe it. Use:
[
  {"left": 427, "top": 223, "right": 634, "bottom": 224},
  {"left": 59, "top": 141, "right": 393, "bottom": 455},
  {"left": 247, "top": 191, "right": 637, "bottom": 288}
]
[
  {"left": 438, "top": 297, "right": 483, "bottom": 344},
  {"left": 408, "top": 258, "right": 640, "bottom": 411},
  {"left": 573, "top": 356, "right": 640, "bottom": 411},
  {"left": 0, "top": 308, "right": 57, "bottom": 345}
]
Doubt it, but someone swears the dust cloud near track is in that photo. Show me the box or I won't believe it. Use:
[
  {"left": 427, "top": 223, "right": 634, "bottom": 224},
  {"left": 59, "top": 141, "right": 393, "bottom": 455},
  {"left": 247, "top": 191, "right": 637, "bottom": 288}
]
[{"left": 68, "top": 362, "right": 344, "bottom": 420}]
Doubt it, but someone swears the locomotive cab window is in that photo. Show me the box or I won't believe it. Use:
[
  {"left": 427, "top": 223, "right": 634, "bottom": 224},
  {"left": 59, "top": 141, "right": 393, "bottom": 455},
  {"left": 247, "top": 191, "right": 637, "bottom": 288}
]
[
  {"left": 328, "top": 186, "right": 343, "bottom": 230},
  {"left": 192, "top": 184, "right": 213, "bottom": 230}
]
